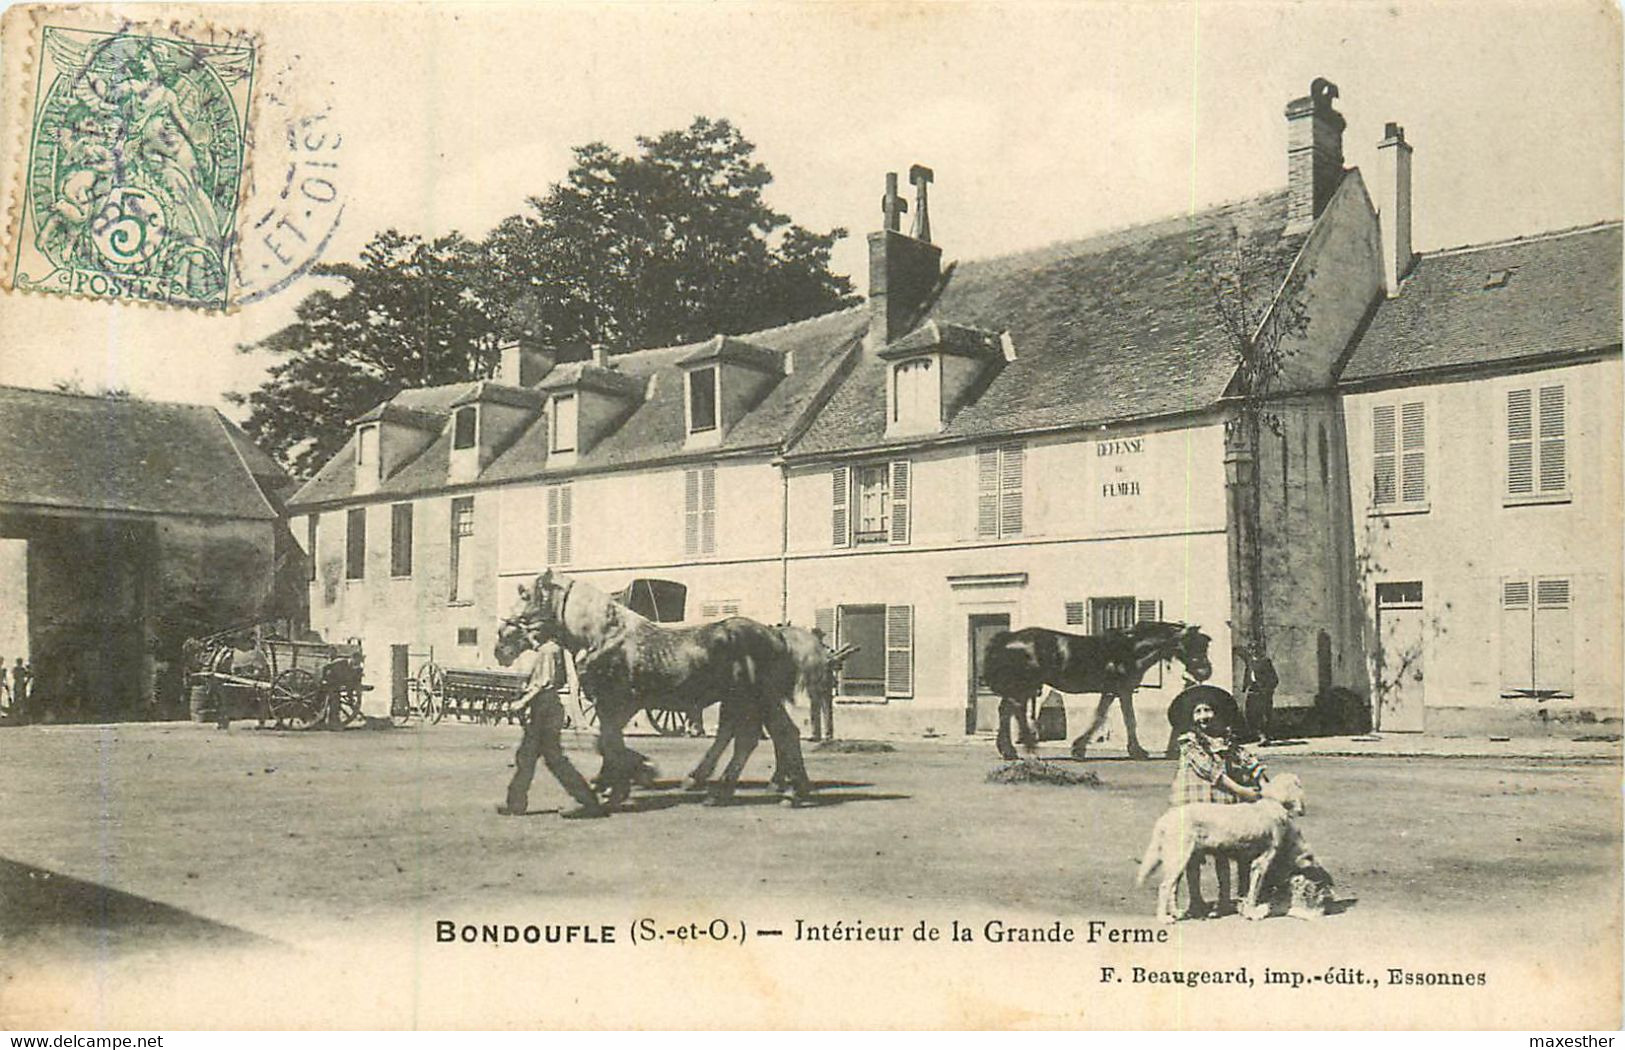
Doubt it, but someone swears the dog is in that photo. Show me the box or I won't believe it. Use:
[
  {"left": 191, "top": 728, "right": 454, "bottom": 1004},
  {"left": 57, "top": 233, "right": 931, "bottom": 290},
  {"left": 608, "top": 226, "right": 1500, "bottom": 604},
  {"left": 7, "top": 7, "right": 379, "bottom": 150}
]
[{"left": 1135, "top": 772, "right": 1316, "bottom": 923}]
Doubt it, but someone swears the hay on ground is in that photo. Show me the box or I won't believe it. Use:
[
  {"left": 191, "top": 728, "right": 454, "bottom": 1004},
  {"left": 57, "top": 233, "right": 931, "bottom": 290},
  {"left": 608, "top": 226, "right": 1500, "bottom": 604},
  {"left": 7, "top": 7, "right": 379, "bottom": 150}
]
[
  {"left": 986, "top": 759, "right": 1102, "bottom": 786},
  {"left": 815, "top": 739, "right": 896, "bottom": 753}
]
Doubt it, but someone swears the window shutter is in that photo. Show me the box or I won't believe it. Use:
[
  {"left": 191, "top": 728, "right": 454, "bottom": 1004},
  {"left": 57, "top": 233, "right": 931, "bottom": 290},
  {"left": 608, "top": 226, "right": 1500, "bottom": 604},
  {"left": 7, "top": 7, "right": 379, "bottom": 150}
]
[
  {"left": 831, "top": 466, "right": 850, "bottom": 547},
  {"left": 1137, "top": 598, "right": 1164, "bottom": 686},
  {"left": 701, "top": 465, "right": 717, "bottom": 555},
  {"left": 684, "top": 468, "right": 700, "bottom": 557},
  {"left": 999, "top": 442, "right": 1024, "bottom": 536},
  {"left": 889, "top": 460, "right": 911, "bottom": 544},
  {"left": 545, "top": 486, "right": 560, "bottom": 566},
  {"left": 1499, "top": 577, "right": 1533, "bottom": 695},
  {"left": 814, "top": 607, "right": 835, "bottom": 644},
  {"left": 1538, "top": 385, "right": 1567, "bottom": 493},
  {"left": 1372, "top": 404, "right": 1397, "bottom": 505},
  {"left": 976, "top": 447, "right": 999, "bottom": 537},
  {"left": 1064, "top": 601, "right": 1085, "bottom": 626},
  {"left": 884, "top": 605, "right": 914, "bottom": 697},
  {"left": 558, "top": 484, "right": 573, "bottom": 565},
  {"left": 1507, "top": 389, "right": 1534, "bottom": 495},
  {"left": 1533, "top": 576, "right": 1573, "bottom": 695},
  {"left": 1400, "top": 401, "right": 1426, "bottom": 504}
]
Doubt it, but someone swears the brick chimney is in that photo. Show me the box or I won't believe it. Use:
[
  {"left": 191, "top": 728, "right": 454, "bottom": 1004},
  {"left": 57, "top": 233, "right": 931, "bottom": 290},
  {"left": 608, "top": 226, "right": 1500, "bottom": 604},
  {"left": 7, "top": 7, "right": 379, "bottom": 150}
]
[
  {"left": 1375, "top": 121, "right": 1414, "bottom": 296},
  {"left": 592, "top": 343, "right": 610, "bottom": 369},
  {"left": 866, "top": 167, "right": 942, "bottom": 350},
  {"left": 1284, "top": 78, "right": 1346, "bottom": 233}
]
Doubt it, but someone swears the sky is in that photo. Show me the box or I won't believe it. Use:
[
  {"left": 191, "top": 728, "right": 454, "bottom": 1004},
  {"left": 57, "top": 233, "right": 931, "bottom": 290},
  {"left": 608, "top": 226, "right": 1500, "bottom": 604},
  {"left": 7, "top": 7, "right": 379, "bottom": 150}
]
[{"left": 0, "top": 0, "right": 1619, "bottom": 417}]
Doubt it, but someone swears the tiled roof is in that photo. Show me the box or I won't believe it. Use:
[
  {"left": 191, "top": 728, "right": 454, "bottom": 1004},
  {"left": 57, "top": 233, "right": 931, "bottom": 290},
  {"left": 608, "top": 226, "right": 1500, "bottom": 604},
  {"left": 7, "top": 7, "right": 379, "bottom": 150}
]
[
  {"left": 790, "top": 190, "right": 1307, "bottom": 456},
  {"left": 351, "top": 402, "right": 446, "bottom": 429},
  {"left": 288, "top": 306, "right": 867, "bottom": 508},
  {"left": 679, "top": 335, "right": 786, "bottom": 373},
  {"left": 450, "top": 381, "right": 545, "bottom": 411},
  {"left": 1340, "top": 222, "right": 1622, "bottom": 383},
  {"left": 289, "top": 382, "right": 474, "bottom": 507},
  {"left": 0, "top": 385, "right": 285, "bottom": 520}
]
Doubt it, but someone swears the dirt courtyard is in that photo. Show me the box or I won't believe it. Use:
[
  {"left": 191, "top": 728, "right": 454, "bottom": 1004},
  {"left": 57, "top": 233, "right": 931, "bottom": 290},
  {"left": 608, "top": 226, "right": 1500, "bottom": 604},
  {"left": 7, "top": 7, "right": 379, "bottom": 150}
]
[{"left": 0, "top": 721, "right": 1619, "bottom": 1029}]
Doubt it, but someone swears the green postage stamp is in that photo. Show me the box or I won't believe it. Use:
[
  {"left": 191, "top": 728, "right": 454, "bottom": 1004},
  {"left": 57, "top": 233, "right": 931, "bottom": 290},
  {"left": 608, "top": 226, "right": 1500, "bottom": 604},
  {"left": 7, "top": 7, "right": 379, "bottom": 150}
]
[{"left": 9, "top": 23, "right": 255, "bottom": 309}]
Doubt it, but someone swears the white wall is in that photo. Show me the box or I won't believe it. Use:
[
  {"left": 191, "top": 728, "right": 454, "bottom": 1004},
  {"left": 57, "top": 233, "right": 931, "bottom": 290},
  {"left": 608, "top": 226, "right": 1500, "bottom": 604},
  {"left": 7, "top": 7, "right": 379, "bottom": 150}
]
[{"left": 1343, "top": 357, "right": 1623, "bottom": 720}]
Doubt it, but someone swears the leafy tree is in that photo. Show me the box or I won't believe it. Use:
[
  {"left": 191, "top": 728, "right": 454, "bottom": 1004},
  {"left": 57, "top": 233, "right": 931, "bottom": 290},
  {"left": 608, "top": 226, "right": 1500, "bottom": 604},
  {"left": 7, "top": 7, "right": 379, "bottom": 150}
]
[
  {"left": 231, "top": 231, "right": 496, "bottom": 478},
  {"left": 478, "top": 118, "right": 854, "bottom": 351},
  {"left": 238, "top": 117, "right": 856, "bottom": 476}
]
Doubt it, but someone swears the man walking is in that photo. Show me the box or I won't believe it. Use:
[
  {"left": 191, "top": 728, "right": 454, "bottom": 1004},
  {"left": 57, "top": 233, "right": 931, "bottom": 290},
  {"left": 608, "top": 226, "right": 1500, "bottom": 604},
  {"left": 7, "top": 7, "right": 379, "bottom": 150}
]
[
  {"left": 498, "top": 634, "right": 606, "bottom": 820},
  {"left": 1240, "top": 641, "right": 1279, "bottom": 745}
]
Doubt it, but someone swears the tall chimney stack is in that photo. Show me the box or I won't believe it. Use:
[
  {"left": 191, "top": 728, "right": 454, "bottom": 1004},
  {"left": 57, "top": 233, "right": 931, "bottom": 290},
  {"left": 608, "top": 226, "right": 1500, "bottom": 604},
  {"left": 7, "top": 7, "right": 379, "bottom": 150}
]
[
  {"left": 1284, "top": 78, "right": 1346, "bottom": 233},
  {"left": 1375, "top": 121, "right": 1414, "bottom": 296},
  {"left": 591, "top": 343, "right": 610, "bottom": 369},
  {"left": 867, "top": 167, "right": 942, "bottom": 350}
]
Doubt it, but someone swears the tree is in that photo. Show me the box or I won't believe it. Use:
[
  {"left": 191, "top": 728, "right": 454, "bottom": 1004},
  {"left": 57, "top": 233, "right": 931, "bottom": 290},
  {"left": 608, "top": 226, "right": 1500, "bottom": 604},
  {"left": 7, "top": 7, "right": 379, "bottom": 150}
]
[
  {"left": 230, "top": 231, "right": 497, "bottom": 478},
  {"left": 237, "top": 117, "right": 855, "bottom": 477},
  {"left": 475, "top": 117, "right": 854, "bottom": 351},
  {"left": 1204, "top": 227, "right": 1311, "bottom": 682}
]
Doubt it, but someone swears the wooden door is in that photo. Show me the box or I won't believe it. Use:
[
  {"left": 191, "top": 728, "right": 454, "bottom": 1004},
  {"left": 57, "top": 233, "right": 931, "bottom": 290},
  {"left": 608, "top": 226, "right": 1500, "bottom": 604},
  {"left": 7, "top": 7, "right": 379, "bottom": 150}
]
[
  {"left": 966, "top": 613, "right": 1011, "bottom": 734},
  {"left": 1376, "top": 582, "right": 1425, "bottom": 732}
]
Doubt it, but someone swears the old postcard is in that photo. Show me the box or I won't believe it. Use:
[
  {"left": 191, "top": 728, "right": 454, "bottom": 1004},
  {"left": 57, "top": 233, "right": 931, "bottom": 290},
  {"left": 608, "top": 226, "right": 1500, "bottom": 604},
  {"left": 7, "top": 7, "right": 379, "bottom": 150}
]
[{"left": 0, "top": 0, "right": 1619, "bottom": 1032}]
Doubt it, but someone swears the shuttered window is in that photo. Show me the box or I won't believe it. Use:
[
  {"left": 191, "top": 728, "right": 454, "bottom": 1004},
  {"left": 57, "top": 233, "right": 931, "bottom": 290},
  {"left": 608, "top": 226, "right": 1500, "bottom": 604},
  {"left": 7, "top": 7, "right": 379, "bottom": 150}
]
[
  {"left": 884, "top": 605, "right": 914, "bottom": 698},
  {"left": 685, "top": 465, "right": 717, "bottom": 557},
  {"left": 831, "top": 466, "right": 849, "bottom": 547},
  {"left": 1507, "top": 385, "right": 1568, "bottom": 499},
  {"left": 449, "top": 497, "right": 475, "bottom": 602},
  {"left": 1501, "top": 575, "right": 1574, "bottom": 697},
  {"left": 832, "top": 461, "right": 911, "bottom": 547},
  {"left": 814, "top": 607, "right": 835, "bottom": 642},
  {"left": 1074, "top": 596, "right": 1162, "bottom": 684},
  {"left": 1372, "top": 401, "right": 1425, "bottom": 509},
  {"left": 345, "top": 508, "right": 366, "bottom": 580},
  {"left": 977, "top": 442, "right": 1025, "bottom": 538},
  {"left": 545, "top": 484, "right": 573, "bottom": 566},
  {"left": 390, "top": 503, "right": 413, "bottom": 577}
]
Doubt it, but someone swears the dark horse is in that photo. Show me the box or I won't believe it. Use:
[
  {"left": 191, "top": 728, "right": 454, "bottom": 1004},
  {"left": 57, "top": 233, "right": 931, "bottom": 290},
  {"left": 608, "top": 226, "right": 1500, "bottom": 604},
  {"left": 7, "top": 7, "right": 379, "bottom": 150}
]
[
  {"left": 507, "top": 570, "right": 812, "bottom": 806},
  {"left": 981, "top": 622, "right": 1214, "bottom": 761}
]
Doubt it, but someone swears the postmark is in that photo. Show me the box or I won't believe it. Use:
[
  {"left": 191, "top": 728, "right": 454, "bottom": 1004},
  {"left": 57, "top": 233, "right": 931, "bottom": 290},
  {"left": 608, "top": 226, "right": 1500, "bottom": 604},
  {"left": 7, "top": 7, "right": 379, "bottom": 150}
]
[{"left": 9, "top": 22, "right": 256, "bottom": 309}]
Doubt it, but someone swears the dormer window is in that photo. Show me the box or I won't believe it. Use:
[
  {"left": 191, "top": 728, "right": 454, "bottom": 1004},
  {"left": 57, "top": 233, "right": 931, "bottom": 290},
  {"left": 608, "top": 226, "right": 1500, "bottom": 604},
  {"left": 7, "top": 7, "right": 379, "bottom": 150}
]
[
  {"left": 356, "top": 424, "right": 379, "bottom": 476},
  {"left": 550, "top": 393, "right": 577, "bottom": 453},
  {"left": 892, "top": 357, "right": 936, "bottom": 427},
  {"left": 687, "top": 366, "right": 718, "bottom": 435},
  {"left": 452, "top": 406, "right": 477, "bottom": 450}
]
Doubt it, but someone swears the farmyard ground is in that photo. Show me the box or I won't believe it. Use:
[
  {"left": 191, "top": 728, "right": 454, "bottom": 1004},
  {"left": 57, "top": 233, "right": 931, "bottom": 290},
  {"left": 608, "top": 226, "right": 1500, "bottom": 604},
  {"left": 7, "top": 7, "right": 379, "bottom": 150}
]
[{"left": 0, "top": 721, "right": 1618, "bottom": 1028}]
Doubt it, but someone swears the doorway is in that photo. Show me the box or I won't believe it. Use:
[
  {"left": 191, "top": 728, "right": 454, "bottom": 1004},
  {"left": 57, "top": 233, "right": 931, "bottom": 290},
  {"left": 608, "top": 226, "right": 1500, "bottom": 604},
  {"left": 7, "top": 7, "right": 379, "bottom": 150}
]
[
  {"left": 966, "top": 613, "right": 1011, "bottom": 734},
  {"left": 1376, "top": 581, "right": 1425, "bottom": 732}
]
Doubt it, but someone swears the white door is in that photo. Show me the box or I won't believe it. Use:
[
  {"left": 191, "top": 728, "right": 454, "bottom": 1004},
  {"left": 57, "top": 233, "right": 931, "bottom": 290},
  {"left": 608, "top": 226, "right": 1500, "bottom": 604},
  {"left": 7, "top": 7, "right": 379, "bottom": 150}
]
[{"left": 1376, "top": 582, "right": 1425, "bottom": 732}]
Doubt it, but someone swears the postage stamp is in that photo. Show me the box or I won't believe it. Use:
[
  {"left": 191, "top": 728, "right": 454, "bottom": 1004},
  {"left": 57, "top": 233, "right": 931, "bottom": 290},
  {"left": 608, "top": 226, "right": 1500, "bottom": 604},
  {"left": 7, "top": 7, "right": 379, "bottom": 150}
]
[{"left": 7, "top": 20, "right": 255, "bottom": 309}]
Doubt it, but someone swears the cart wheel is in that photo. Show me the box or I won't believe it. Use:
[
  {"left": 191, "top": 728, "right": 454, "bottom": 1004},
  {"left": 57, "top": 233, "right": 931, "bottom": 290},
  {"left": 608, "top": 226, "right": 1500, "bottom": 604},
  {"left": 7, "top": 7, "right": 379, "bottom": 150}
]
[
  {"left": 414, "top": 664, "right": 445, "bottom": 724},
  {"left": 334, "top": 688, "right": 364, "bottom": 727},
  {"left": 269, "top": 668, "right": 321, "bottom": 730},
  {"left": 648, "top": 707, "right": 687, "bottom": 737}
]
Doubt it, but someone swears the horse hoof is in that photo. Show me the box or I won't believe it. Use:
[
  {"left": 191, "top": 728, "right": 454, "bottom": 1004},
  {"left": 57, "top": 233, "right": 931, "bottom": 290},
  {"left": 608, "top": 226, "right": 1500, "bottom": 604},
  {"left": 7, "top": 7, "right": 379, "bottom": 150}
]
[
  {"left": 1070, "top": 745, "right": 1089, "bottom": 760},
  {"left": 496, "top": 802, "right": 525, "bottom": 816},
  {"left": 1128, "top": 748, "right": 1151, "bottom": 761},
  {"left": 680, "top": 775, "right": 703, "bottom": 791},
  {"left": 998, "top": 749, "right": 1019, "bottom": 762}
]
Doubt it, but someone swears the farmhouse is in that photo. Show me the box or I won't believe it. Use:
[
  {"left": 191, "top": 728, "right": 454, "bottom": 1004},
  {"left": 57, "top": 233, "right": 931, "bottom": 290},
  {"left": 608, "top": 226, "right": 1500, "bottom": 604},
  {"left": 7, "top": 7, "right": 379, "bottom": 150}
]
[
  {"left": 0, "top": 385, "right": 305, "bottom": 719},
  {"left": 287, "top": 80, "right": 1621, "bottom": 737}
]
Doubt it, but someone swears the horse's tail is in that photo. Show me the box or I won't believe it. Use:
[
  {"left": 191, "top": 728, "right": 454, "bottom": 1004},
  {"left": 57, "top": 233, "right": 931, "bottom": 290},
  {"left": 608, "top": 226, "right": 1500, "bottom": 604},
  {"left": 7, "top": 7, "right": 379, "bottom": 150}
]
[{"left": 1135, "top": 817, "right": 1166, "bottom": 886}]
